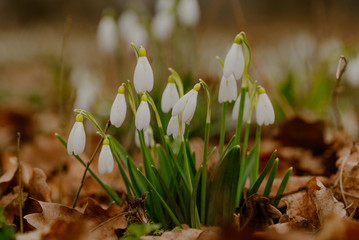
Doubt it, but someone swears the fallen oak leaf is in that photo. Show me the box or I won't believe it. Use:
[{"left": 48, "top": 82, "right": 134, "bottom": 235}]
[{"left": 0, "top": 185, "right": 28, "bottom": 223}]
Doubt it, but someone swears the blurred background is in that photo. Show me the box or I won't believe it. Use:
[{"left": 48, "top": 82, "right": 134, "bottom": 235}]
[{"left": 1, "top": 0, "right": 359, "bottom": 202}]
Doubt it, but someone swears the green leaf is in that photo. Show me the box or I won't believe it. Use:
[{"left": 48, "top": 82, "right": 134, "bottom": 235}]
[
  {"left": 273, "top": 167, "right": 292, "bottom": 207},
  {"left": 122, "top": 223, "right": 161, "bottom": 240},
  {"left": 137, "top": 170, "right": 182, "bottom": 226},
  {"left": 190, "top": 166, "right": 202, "bottom": 229},
  {"left": 168, "top": 68, "right": 184, "bottom": 97},
  {"left": 0, "top": 207, "right": 15, "bottom": 240},
  {"left": 263, "top": 159, "right": 279, "bottom": 198},
  {"left": 207, "top": 145, "right": 241, "bottom": 226},
  {"left": 248, "top": 150, "right": 277, "bottom": 196},
  {"left": 108, "top": 135, "right": 129, "bottom": 167}
]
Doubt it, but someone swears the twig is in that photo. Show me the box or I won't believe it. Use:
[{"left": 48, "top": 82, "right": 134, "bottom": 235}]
[
  {"left": 89, "top": 213, "right": 126, "bottom": 233},
  {"left": 17, "top": 132, "right": 23, "bottom": 233},
  {"left": 58, "top": 16, "right": 72, "bottom": 203},
  {"left": 331, "top": 56, "right": 347, "bottom": 131},
  {"left": 339, "top": 153, "right": 350, "bottom": 208},
  {"left": 72, "top": 120, "right": 111, "bottom": 208}
]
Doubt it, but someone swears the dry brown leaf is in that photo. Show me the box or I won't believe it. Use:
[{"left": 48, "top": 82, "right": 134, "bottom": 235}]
[
  {"left": 141, "top": 228, "right": 202, "bottom": 240},
  {"left": 24, "top": 200, "right": 83, "bottom": 230},
  {"left": 311, "top": 178, "right": 346, "bottom": 225},
  {"left": 0, "top": 185, "right": 28, "bottom": 223},
  {"left": 0, "top": 158, "right": 18, "bottom": 193},
  {"left": 28, "top": 168, "right": 52, "bottom": 202},
  {"left": 41, "top": 219, "right": 87, "bottom": 240},
  {"left": 316, "top": 214, "right": 359, "bottom": 240},
  {"left": 333, "top": 146, "right": 359, "bottom": 213}
]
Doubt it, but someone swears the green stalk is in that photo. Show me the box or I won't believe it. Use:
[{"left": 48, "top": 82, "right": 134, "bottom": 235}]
[
  {"left": 199, "top": 79, "right": 211, "bottom": 223},
  {"left": 219, "top": 101, "right": 228, "bottom": 156},
  {"left": 263, "top": 159, "right": 279, "bottom": 198},
  {"left": 234, "top": 87, "right": 246, "bottom": 145},
  {"left": 253, "top": 124, "right": 261, "bottom": 182},
  {"left": 272, "top": 167, "right": 292, "bottom": 207},
  {"left": 235, "top": 122, "right": 251, "bottom": 206},
  {"left": 182, "top": 140, "right": 193, "bottom": 193}
]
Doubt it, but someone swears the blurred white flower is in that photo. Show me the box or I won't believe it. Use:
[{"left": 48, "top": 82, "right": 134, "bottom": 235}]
[
  {"left": 97, "top": 15, "right": 118, "bottom": 54},
  {"left": 167, "top": 115, "right": 184, "bottom": 138},
  {"left": 232, "top": 92, "right": 250, "bottom": 122},
  {"left": 67, "top": 114, "right": 86, "bottom": 155},
  {"left": 118, "top": 10, "right": 148, "bottom": 47},
  {"left": 98, "top": 138, "right": 114, "bottom": 175},
  {"left": 135, "top": 126, "right": 155, "bottom": 147},
  {"left": 161, "top": 77, "right": 179, "bottom": 113},
  {"left": 152, "top": 12, "right": 175, "bottom": 41},
  {"left": 223, "top": 36, "right": 245, "bottom": 80},
  {"left": 346, "top": 55, "right": 359, "bottom": 86},
  {"left": 134, "top": 47, "right": 154, "bottom": 93},
  {"left": 110, "top": 85, "right": 127, "bottom": 128},
  {"left": 70, "top": 67, "right": 100, "bottom": 111},
  {"left": 256, "top": 88, "right": 275, "bottom": 126},
  {"left": 156, "top": 0, "right": 175, "bottom": 12},
  {"left": 178, "top": 0, "right": 200, "bottom": 27},
  {"left": 172, "top": 83, "right": 200, "bottom": 124},
  {"left": 135, "top": 95, "right": 151, "bottom": 131},
  {"left": 218, "top": 74, "right": 237, "bottom": 103}
]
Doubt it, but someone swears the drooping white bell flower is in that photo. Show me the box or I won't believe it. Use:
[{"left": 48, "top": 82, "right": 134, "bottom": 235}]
[
  {"left": 232, "top": 92, "right": 250, "bottom": 122},
  {"left": 178, "top": 0, "right": 200, "bottom": 27},
  {"left": 110, "top": 85, "right": 127, "bottom": 128},
  {"left": 223, "top": 34, "right": 245, "bottom": 80},
  {"left": 97, "top": 13, "right": 118, "bottom": 54},
  {"left": 161, "top": 75, "right": 179, "bottom": 113},
  {"left": 152, "top": 11, "right": 175, "bottom": 41},
  {"left": 172, "top": 83, "right": 200, "bottom": 124},
  {"left": 167, "top": 115, "right": 184, "bottom": 138},
  {"left": 98, "top": 138, "right": 114, "bottom": 175},
  {"left": 135, "top": 126, "right": 155, "bottom": 148},
  {"left": 256, "top": 87, "right": 275, "bottom": 126},
  {"left": 67, "top": 114, "right": 86, "bottom": 155},
  {"left": 133, "top": 46, "right": 154, "bottom": 93},
  {"left": 346, "top": 55, "right": 359, "bottom": 86},
  {"left": 218, "top": 74, "right": 237, "bottom": 103},
  {"left": 135, "top": 95, "right": 151, "bottom": 131}
]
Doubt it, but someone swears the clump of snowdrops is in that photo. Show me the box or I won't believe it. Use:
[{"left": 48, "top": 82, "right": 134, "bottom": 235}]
[{"left": 56, "top": 32, "right": 292, "bottom": 228}]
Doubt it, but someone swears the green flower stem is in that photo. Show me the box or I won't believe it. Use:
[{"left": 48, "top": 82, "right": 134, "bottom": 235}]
[
  {"left": 199, "top": 79, "right": 211, "bottom": 223},
  {"left": 263, "top": 159, "right": 279, "bottom": 198},
  {"left": 130, "top": 42, "right": 139, "bottom": 58},
  {"left": 235, "top": 87, "right": 246, "bottom": 145},
  {"left": 219, "top": 101, "right": 228, "bottom": 156},
  {"left": 74, "top": 109, "right": 106, "bottom": 138},
  {"left": 55, "top": 133, "right": 122, "bottom": 205},
  {"left": 169, "top": 68, "right": 184, "bottom": 97},
  {"left": 182, "top": 140, "right": 193, "bottom": 193},
  {"left": 72, "top": 120, "right": 111, "bottom": 208},
  {"left": 273, "top": 167, "right": 292, "bottom": 207},
  {"left": 125, "top": 80, "right": 137, "bottom": 116},
  {"left": 235, "top": 122, "right": 251, "bottom": 206},
  {"left": 253, "top": 124, "right": 261, "bottom": 182}
]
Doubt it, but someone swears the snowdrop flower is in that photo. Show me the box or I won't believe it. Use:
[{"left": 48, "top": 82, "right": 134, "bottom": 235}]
[
  {"left": 223, "top": 34, "right": 245, "bottom": 80},
  {"left": 134, "top": 46, "right": 154, "bottom": 93},
  {"left": 172, "top": 83, "right": 200, "bottom": 124},
  {"left": 178, "top": 0, "right": 200, "bottom": 27},
  {"left": 67, "top": 114, "right": 86, "bottom": 155},
  {"left": 218, "top": 74, "right": 237, "bottom": 103},
  {"left": 135, "top": 95, "right": 151, "bottom": 131},
  {"left": 156, "top": 0, "right": 175, "bottom": 12},
  {"left": 97, "top": 12, "right": 118, "bottom": 54},
  {"left": 256, "top": 87, "right": 275, "bottom": 126},
  {"left": 98, "top": 138, "right": 114, "bottom": 175},
  {"left": 346, "top": 55, "right": 359, "bottom": 86},
  {"left": 110, "top": 85, "right": 127, "bottom": 128},
  {"left": 167, "top": 115, "right": 184, "bottom": 138},
  {"left": 232, "top": 92, "right": 250, "bottom": 122},
  {"left": 161, "top": 75, "right": 179, "bottom": 113},
  {"left": 135, "top": 127, "right": 155, "bottom": 148}
]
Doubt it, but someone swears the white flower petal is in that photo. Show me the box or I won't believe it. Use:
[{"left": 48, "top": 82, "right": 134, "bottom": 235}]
[
  {"left": 172, "top": 89, "right": 194, "bottom": 116},
  {"left": 67, "top": 122, "right": 86, "bottom": 155},
  {"left": 135, "top": 101, "right": 151, "bottom": 131},
  {"left": 182, "top": 91, "right": 198, "bottom": 124},
  {"left": 135, "top": 127, "right": 155, "bottom": 147},
  {"left": 134, "top": 57, "right": 154, "bottom": 93},
  {"left": 218, "top": 74, "right": 237, "bottom": 103},
  {"left": 223, "top": 43, "right": 245, "bottom": 80},
  {"left": 232, "top": 92, "right": 250, "bottom": 122},
  {"left": 161, "top": 82, "right": 179, "bottom": 113},
  {"left": 152, "top": 12, "right": 175, "bottom": 41},
  {"left": 98, "top": 144, "right": 113, "bottom": 175},
  {"left": 167, "top": 115, "right": 184, "bottom": 138},
  {"left": 256, "top": 93, "right": 275, "bottom": 126},
  {"left": 97, "top": 17, "right": 118, "bottom": 53},
  {"left": 110, "top": 93, "right": 127, "bottom": 128}
]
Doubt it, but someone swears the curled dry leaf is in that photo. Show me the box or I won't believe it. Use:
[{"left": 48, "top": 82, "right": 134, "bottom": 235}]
[
  {"left": 0, "top": 185, "right": 28, "bottom": 223},
  {"left": 28, "top": 168, "right": 51, "bottom": 202},
  {"left": 333, "top": 145, "right": 359, "bottom": 213}
]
